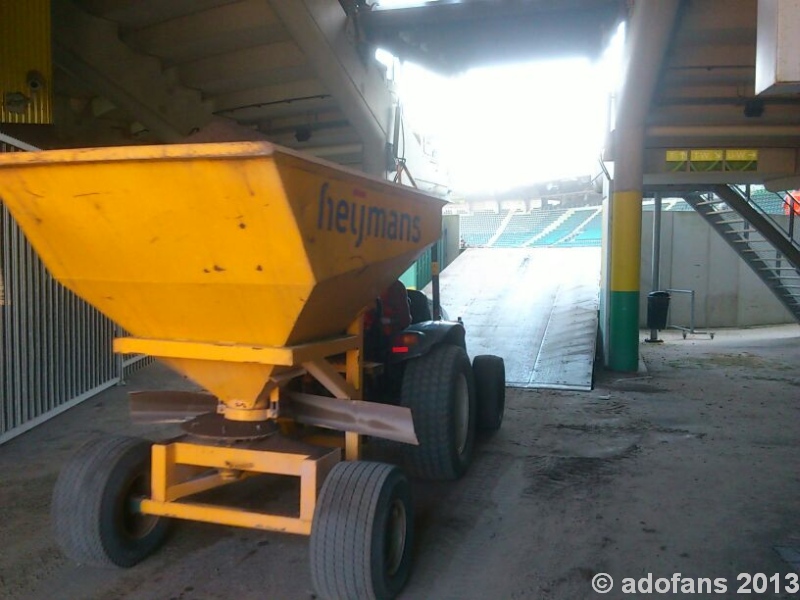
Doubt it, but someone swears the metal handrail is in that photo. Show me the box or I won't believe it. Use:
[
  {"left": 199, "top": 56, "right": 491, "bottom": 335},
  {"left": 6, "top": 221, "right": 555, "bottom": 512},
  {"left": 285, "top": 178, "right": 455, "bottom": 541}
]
[
  {"left": 0, "top": 131, "right": 40, "bottom": 152},
  {"left": 713, "top": 185, "right": 800, "bottom": 270},
  {"left": 735, "top": 185, "right": 800, "bottom": 250}
]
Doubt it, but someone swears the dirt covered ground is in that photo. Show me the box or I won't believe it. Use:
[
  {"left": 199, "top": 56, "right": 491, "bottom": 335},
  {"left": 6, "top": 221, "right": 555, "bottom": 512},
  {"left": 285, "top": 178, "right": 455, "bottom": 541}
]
[{"left": 1, "top": 326, "right": 799, "bottom": 599}]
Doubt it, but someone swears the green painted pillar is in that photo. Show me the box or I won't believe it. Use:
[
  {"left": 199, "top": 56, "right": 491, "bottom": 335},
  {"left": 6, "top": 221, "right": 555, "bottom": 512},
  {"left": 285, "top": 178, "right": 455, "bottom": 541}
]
[
  {"left": 603, "top": 0, "right": 680, "bottom": 372},
  {"left": 608, "top": 189, "right": 642, "bottom": 371}
]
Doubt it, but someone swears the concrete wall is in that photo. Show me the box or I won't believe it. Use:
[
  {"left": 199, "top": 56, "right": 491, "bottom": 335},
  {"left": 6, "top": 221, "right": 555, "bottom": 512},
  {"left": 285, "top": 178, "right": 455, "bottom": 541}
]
[
  {"left": 639, "top": 211, "right": 794, "bottom": 328},
  {"left": 442, "top": 214, "right": 460, "bottom": 269}
]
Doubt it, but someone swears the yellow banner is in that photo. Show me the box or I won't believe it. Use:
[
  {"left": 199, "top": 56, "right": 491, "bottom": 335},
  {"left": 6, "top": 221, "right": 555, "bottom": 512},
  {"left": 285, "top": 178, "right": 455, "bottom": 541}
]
[
  {"left": 690, "top": 149, "right": 724, "bottom": 162},
  {"left": 666, "top": 150, "right": 688, "bottom": 162},
  {"left": 725, "top": 149, "right": 758, "bottom": 161}
]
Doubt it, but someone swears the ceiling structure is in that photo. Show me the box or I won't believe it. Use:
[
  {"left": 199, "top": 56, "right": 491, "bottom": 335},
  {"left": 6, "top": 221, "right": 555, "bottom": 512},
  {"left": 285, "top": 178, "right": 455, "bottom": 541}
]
[
  {"left": 358, "top": 0, "right": 800, "bottom": 191},
  {"left": 357, "top": 0, "right": 626, "bottom": 74},
  {"left": 631, "top": 0, "right": 800, "bottom": 190},
  {"left": 3, "top": 0, "right": 800, "bottom": 190},
  {"left": 2, "top": 0, "right": 629, "bottom": 185},
  {"left": 8, "top": 0, "right": 397, "bottom": 175}
]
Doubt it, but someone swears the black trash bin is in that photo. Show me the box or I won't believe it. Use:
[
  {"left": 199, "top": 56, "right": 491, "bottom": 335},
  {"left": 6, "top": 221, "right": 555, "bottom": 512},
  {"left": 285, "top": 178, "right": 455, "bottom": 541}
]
[{"left": 646, "top": 291, "right": 671, "bottom": 330}]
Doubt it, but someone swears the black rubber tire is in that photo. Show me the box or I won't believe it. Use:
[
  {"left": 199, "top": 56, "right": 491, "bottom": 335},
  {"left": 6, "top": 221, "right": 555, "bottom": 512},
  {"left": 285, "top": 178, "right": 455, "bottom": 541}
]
[
  {"left": 399, "top": 344, "right": 476, "bottom": 480},
  {"left": 407, "top": 289, "right": 432, "bottom": 323},
  {"left": 310, "top": 461, "right": 414, "bottom": 600},
  {"left": 51, "top": 435, "right": 170, "bottom": 567},
  {"left": 473, "top": 355, "right": 506, "bottom": 432}
]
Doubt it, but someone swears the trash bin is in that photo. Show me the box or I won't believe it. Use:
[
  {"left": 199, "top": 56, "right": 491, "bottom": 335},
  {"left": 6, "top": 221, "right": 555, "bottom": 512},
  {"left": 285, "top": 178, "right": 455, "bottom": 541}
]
[{"left": 647, "top": 291, "right": 671, "bottom": 330}]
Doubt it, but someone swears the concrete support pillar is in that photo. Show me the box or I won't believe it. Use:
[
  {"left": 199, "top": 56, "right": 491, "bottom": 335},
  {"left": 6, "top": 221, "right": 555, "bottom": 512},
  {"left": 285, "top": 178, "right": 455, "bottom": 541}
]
[
  {"left": 606, "top": 0, "right": 681, "bottom": 371},
  {"left": 608, "top": 124, "right": 646, "bottom": 369}
]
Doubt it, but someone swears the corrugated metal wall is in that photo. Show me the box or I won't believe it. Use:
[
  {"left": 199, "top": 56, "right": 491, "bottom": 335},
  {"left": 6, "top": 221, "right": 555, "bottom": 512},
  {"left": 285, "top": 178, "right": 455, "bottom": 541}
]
[
  {"left": 0, "top": 0, "right": 54, "bottom": 124},
  {"left": 0, "top": 137, "right": 151, "bottom": 444},
  {"left": 0, "top": 202, "right": 119, "bottom": 441}
]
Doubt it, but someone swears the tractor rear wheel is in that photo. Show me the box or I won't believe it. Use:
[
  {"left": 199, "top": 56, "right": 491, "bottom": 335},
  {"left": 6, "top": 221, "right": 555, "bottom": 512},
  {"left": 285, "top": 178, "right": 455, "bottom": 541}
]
[
  {"left": 310, "top": 461, "right": 413, "bottom": 600},
  {"left": 399, "top": 344, "right": 476, "bottom": 480},
  {"left": 52, "top": 435, "right": 170, "bottom": 567}
]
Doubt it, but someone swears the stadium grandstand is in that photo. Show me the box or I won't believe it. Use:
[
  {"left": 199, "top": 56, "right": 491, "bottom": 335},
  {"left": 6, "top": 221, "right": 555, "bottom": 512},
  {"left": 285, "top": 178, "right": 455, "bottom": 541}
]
[
  {"left": 449, "top": 175, "right": 605, "bottom": 249},
  {"left": 453, "top": 206, "right": 602, "bottom": 249},
  {"left": 449, "top": 184, "right": 792, "bottom": 250}
]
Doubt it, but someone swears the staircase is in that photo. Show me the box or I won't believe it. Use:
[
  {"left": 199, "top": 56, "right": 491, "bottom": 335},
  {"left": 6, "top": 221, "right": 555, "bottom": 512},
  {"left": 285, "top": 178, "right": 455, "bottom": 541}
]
[{"left": 681, "top": 186, "right": 800, "bottom": 322}]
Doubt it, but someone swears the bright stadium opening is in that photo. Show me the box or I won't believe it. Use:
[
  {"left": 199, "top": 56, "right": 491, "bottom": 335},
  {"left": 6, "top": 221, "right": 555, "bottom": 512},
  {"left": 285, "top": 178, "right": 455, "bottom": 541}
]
[{"left": 375, "top": 22, "right": 625, "bottom": 195}]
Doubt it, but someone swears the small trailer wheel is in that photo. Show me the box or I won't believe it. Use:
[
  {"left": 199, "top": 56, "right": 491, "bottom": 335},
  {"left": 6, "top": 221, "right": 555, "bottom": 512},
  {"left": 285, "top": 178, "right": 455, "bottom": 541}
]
[
  {"left": 473, "top": 355, "right": 506, "bottom": 432},
  {"left": 52, "top": 435, "right": 170, "bottom": 567},
  {"left": 310, "top": 461, "right": 413, "bottom": 600},
  {"left": 399, "top": 343, "right": 476, "bottom": 480}
]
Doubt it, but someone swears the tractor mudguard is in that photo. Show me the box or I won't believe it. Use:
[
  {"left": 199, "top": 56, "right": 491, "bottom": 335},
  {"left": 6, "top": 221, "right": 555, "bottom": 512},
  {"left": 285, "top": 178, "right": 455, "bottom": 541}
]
[{"left": 387, "top": 320, "right": 467, "bottom": 363}]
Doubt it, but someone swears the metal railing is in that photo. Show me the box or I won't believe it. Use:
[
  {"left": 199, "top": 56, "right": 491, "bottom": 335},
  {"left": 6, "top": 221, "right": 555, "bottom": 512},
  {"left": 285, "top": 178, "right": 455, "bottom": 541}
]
[
  {"left": 665, "top": 288, "right": 714, "bottom": 339},
  {"left": 735, "top": 185, "right": 800, "bottom": 250}
]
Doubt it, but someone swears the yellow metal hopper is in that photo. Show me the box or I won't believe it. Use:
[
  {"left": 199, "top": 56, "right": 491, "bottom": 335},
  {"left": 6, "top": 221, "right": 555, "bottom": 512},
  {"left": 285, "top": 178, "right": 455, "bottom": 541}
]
[
  {"left": 0, "top": 142, "right": 508, "bottom": 600},
  {"left": 0, "top": 142, "right": 445, "bottom": 407}
]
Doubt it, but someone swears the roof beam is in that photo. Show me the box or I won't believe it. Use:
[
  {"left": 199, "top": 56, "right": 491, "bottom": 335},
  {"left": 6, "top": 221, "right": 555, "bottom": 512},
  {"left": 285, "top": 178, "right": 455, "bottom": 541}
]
[
  {"left": 80, "top": 0, "right": 239, "bottom": 30},
  {"left": 255, "top": 108, "right": 348, "bottom": 135},
  {"left": 667, "top": 43, "right": 755, "bottom": 69},
  {"left": 174, "top": 42, "right": 308, "bottom": 94},
  {"left": 122, "top": 0, "right": 287, "bottom": 66},
  {"left": 360, "top": 1, "right": 625, "bottom": 73},
  {"left": 642, "top": 147, "right": 800, "bottom": 187},
  {"left": 648, "top": 103, "right": 800, "bottom": 124}
]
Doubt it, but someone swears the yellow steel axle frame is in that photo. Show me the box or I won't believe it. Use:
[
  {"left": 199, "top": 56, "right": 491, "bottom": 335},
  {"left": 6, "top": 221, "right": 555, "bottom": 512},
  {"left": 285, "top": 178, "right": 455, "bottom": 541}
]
[
  {"left": 140, "top": 440, "right": 341, "bottom": 535},
  {"left": 131, "top": 321, "right": 367, "bottom": 535}
]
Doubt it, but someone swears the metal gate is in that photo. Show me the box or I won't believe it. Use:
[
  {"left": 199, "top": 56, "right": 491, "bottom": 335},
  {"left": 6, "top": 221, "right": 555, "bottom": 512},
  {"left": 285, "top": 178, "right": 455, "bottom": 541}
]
[{"left": 0, "top": 133, "right": 149, "bottom": 444}]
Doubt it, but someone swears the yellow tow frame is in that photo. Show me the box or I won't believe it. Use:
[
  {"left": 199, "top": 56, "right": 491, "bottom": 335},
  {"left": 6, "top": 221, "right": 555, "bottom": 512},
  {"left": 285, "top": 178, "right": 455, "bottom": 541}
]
[
  {"left": 140, "top": 440, "right": 341, "bottom": 535},
  {"left": 130, "top": 320, "right": 366, "bottom": 535}
]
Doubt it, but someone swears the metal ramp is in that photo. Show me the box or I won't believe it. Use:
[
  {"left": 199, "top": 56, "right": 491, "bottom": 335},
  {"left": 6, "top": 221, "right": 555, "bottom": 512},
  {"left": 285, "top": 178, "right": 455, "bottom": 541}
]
[
  {"left": 682, "top": 186, "right": 800, "bottom": 322},
  {"left": 429, "top": 247, "right": 600, "bottom": 390}
]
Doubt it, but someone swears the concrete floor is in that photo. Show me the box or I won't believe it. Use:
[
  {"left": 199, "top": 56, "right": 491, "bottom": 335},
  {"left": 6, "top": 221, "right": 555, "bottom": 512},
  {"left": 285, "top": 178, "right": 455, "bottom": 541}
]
[{"left": 1, "top": 325, "right": 799, "bottom": 599}]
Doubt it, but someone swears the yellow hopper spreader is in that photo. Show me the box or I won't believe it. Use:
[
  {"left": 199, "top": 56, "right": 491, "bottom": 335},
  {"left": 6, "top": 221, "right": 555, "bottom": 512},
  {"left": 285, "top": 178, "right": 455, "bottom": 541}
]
[
  {"left": 0, "top": 142, "right": 442, "bottom": 407},
  {"left": 0, "top": 142, "right": 505, "bottom": 600}
]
